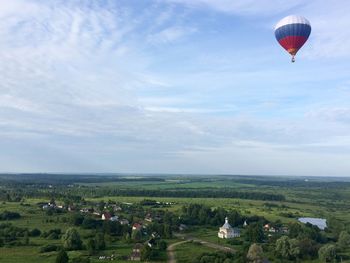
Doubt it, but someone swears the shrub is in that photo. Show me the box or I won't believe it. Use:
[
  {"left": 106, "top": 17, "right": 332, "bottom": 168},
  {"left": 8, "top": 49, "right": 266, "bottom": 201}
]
[
  {"left": 29, "top": 228, "right": 41, "bottom": 237},
  {"left": 56, "top": 249, "right": 69, "bottom": 263},
  {"left": 71, "top": 257, "right": 90, "bottom": 263},
  {"left": 0, "top": 211, "right": 21, "bottom": 220},
  {"left": 41, "top": 229, "right": 61, "bottom": 239},
  {"left": 40, "top": 244, "right": 60, "bottom": 253}
]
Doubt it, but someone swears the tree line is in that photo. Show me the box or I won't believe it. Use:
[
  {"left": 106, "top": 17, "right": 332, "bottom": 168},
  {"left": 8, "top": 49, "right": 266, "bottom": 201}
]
[{"left": 81, "top": 188, "right": 285, "bottom": 201}]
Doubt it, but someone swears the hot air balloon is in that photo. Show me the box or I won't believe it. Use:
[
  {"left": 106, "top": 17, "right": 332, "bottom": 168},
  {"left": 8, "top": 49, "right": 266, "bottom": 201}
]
[{"left": 274, "top": 15, "right": 311, "bottom": 62}]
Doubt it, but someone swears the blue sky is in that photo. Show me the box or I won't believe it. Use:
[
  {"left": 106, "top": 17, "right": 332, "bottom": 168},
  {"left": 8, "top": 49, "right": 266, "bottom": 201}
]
[{"left": 1, "top": 0, "right": 350, "bottom": 176}]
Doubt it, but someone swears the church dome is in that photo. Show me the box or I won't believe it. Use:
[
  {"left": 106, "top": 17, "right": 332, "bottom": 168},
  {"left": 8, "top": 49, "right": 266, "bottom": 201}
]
[{"left": 221, "top": 217, "right": 232, "bottom": 229}]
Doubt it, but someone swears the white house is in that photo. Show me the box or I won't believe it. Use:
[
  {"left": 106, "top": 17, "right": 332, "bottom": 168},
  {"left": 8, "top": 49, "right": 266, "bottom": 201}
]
[{"left": 218, "top": 217, "right": 240, "bottom": 239}]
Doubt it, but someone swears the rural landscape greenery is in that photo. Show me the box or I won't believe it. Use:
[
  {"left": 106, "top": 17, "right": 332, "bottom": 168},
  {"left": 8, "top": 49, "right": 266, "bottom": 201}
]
[
  {"left": 2, "top": 0, "right": 350, "bottom": 263},
  {"left": 0, "top": 174, "right": 349, "bottom": 263}
]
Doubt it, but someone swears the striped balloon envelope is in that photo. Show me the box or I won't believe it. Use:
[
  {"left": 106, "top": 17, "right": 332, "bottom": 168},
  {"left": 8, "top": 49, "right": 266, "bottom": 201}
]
[{"left": 274, "top": 15, "right": 311, "bottom": 62}]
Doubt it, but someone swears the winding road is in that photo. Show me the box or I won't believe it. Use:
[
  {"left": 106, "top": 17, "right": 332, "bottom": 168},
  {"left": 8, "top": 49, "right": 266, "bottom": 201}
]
[
  {"left": 167, "top": 234, "right": 235, "bottom": 263},
  {"left": 167, "top": 240, "right": 190, "bottom": 263}
]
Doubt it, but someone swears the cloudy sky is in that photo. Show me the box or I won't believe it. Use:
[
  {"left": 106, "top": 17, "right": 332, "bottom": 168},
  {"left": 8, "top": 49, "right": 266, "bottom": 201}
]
[{"left": 1, "top": 0, "right": 350, "bottom": 176}]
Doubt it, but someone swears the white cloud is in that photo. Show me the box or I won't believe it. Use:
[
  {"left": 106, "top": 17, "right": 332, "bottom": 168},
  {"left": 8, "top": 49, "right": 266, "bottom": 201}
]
[
  {"left": 144, "top": 105, "right": 237, "bottom": 114},
  {"left": 0, "top": 0, "right": 350, "bottom": 174},
  {"left": 0, "top": 95, "right": 45, "bottom": 113},
  {"left": 302, "top": 1, "right": 350, "bottom": 58},
  {"left": 147, "top": 26, "right": 197, "bottom": 44},
  {"left": 0, "top": 0, "right": 40, "bottom": 18},
  {"left": 307, "top": 107, "right": 350, "bottom": 124},
  {"left": 177, "top": 141, "right": 350, "bottom": 176},
  {"left": 165, "top": 0, "right": 305, "bottom": 15}
]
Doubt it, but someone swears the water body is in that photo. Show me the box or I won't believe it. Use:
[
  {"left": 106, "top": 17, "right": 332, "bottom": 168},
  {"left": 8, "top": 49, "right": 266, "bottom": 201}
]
[{"left": 298, "top": 217, "right": 327, "bottom": 230}]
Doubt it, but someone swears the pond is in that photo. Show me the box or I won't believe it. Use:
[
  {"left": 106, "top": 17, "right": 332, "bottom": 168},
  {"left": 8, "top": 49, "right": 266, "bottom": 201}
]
[{"left": 298, "top": 217, "right": 327, "bottom": 230}]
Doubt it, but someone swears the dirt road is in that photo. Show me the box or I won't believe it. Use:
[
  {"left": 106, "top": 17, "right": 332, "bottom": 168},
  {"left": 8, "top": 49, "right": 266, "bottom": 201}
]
[
  {"left": 167, "top": 235, "right": 235, "bottom": 263},
  {"left": 167, "top": 240, "right": 189, "bottom": 263},
  {"left": 189, "top": 237, "right": 235, "bottom": 253}
]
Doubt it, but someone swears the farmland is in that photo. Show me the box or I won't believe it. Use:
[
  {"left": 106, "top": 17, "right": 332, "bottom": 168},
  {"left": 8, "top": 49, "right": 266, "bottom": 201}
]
[{"left": 0, "top": 174, "right": 350, "bottom": 262}]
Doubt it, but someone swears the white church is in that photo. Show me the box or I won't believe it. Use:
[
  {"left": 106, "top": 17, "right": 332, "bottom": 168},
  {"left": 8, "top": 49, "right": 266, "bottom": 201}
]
[{"left": 218, "top": 217, "right": 240, "bottom": 239}]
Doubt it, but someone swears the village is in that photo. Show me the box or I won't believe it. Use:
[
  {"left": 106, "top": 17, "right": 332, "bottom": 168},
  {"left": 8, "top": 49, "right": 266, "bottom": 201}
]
[
  {"left": 38, "top": 198, "right": 298, "bottom": 262},
  {"left": 1, "top": 174, "right": 347, "bottom": 263}
]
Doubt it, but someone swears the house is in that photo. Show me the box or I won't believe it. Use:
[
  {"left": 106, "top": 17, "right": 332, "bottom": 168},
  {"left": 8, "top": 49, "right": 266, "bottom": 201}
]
[
  {"left": 80, "top": 208, "right": 93, "bottom": 213},
  {"left": 269, "top": 227, "right": 276, "bottom": 233},
  {"left": 281, "top": 226, "right": 289, "bottom": 233},
  {"left": 147, "top": 238, "right": 156, "bottom": 248},
  {"left": 130, "top": 243, "right": 143, "bottom": 261},
  {"left": 113, "top": 205, "right": 122, "bottom": 212},
  {"left": 132, "top": 223, "right": 142, "bottom": 231},
  {"left": 102, "top": 212, "right": 112, "bottom": 221},
  {"left": 43, "top": 201, "right": 58, "bottom": 210},
  {"left": 41, "top": 200, "right": 57, "bottom": 209},
  {"left": 110, "top": 215, "right": 119, "bottom": 222},
  {"left": 119, "top": 218, "right": 129, "bottom": 225},
  {"left": 48, "top": 200, "right": 56, "bottom": 207},
  {"left": 93, "top": 211, "right": 101, "bottom": 216},
  {"left": 264, "top": 224, "right": 281, "bottom": 233},
  {"left": 218, "top": 217, "right": 240, "bottom": 239},
  {"left": 264, "top": 224, "right": 277, "bottom": 233},
  {"left": 67, "top": 205, "right": 76, "bottom": 212},
  {"left": 144, "top": 213, "right": 153, "bottom": 222},
  {"left": 151, "top": 232, "right": 160, "bottom": 238}
]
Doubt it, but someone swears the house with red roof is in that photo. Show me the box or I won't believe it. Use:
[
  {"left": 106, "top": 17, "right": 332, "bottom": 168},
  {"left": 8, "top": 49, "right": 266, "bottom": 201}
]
[{"left": 101, "top": 212, "right": 112, "bottom": 221}]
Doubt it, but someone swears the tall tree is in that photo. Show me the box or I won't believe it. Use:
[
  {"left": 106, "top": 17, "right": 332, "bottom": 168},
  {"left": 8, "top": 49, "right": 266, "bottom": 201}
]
[
  {"left": 158, "top": 240, "right": 167, "bottom": 251},
  {"left": 288, "top": 223, "right": 303, "bottom": 238},
  {"left": 275, "top": 236, "right": 300, "bottom": 260},
  {"left": 246, "top": 223, "right": 264, "bottom": 243},
  {"left": 62, "top": 228, "right": 82, "bottom": 250},
  {"left": 338, "top": 231, "right": 350, "bottom": 249},
  {"left": 131, "top": 230, "right": 142, "bottom": 241},
  {"left": 289, "top": 238, "right": 300, "bottom": 259},
  {"left": 87, "top": 239, "right": 96, "bottom": 255},
  {"left": 318, "top": 244, "right": 337, "bottom": 262},
  {"left": 95, "top": 232, "right": 106, "bottom": 250},
  {"left": 163, "top": 224, "right": 172, "bottom": 238},
  {"left": 247, "top": 243, "right": 264, "bottom": 263},
  {"left": 298, "top": 238, "right": 318, "bottom": 259},
  {"left": 56, "top": 250, "right": 69, "bottom": 263},
  {"left": 141, "top": 245, "right": 152, "bottom": 261},
  {"left": 70, "top": 213, "right": 84, "bottom": 226}
]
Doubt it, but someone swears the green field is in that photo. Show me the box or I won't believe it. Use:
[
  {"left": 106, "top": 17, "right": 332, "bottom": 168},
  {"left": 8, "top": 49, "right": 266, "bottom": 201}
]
[{"left": 175, "top": 241, "right": 218, "bottom": 263}]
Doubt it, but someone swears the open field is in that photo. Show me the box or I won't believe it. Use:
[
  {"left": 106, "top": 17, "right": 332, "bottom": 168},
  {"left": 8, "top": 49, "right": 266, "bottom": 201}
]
[{"left": 175, "top": 241, "right": 218, "bottom": 263}]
